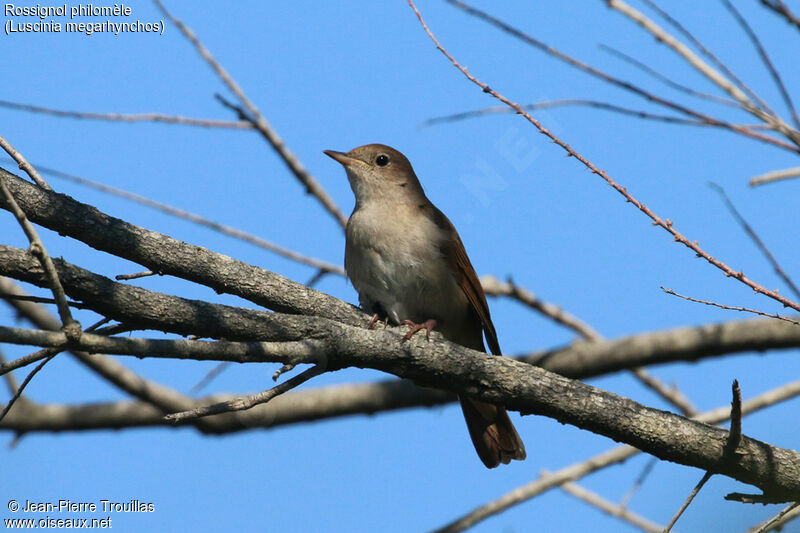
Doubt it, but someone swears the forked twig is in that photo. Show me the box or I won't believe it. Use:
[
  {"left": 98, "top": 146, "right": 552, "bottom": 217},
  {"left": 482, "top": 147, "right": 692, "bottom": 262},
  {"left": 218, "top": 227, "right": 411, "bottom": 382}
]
[
  {"left": 165, "top": 364, "right": 326, "bottom": 422},
  {"left": 662, "top": 287, "right": 800, "bottom": 326}
]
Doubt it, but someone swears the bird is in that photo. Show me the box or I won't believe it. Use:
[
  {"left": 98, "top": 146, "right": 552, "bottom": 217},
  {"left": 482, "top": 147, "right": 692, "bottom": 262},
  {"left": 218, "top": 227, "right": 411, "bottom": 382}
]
[{"left": 324, "top": 143, "right": 526, "bottom": 468}]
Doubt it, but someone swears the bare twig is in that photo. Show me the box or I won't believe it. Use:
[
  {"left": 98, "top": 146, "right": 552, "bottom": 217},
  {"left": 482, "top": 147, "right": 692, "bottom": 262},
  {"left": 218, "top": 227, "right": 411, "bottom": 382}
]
[
  {"left": 412, "top": 0, "right": 800, "bottom": 313},
  {"left": 190, "top": 362, "right": 231, "bottom": 393},
  {"left": 665, "top": 380, "right": 742, "bottom": 533},
  {"left": 630, "top": 367, "right": 697, "bottom": 416},
  {"left": 759, "top": 0, "right": 800, "bottom": 33},
  {"left": 598, "top": 43, "right": 741, "bottom": 108},
  {"left": 0, "top": 291, "right": 92, "bottom": 310},
  {"left": 640, "top": 0, "right": 774, "bottom": 114},
  {"left": 0, "top": 347, "right": 55, "bottom": 377},
  {"left": 750, "top": 166, "right": 800, "bottom": 187},
  {"left": 749, "top": 501, "right": 800, "bottom": 533},
  {"left": 663, "top": 471, "right": 713, "bottom": 532},
  {"left": 0, "top": 100, "right": 253, "bottom": 129},
  {"left": 422, "top": 99, "right": 707, "bottom": 128},
  {"left": 116, "top": 270, "right": 157, "bottom": 281},
  {"left": 0, "top": 350, "right": 19, "bottom": 395},
  {"left": 0, "top": 174, "right": 78, "bottom": 332},
  {"left": 556, "top": 477, "right": 664, "bottom": 533},
  {"left": 31, "top": 163, "right": 344, "bottom": 275},
  {"left": 721, "top": 0, "right": 800, "bottom": 129},
  {"left": 710, "top": 183, "right": 800, "bottom": 299},
  {"left": 0, "top": 354, "right": 55, "bottom": 422},
  {"left": 661, "top": 287, "right": 800, "bottom": 326},
  {"left": 165, "top": 365, "right": 326, "bottom": 422},
  {"left": 480, "top": 275, "right": 602, "bottom": 340},
  {"left": 0, "top": 135, "right": 51, "bottom": 190},
  {"left": 152, "top": 0, "right": 348, "bottom": 228},
  {"left": 608, "top": 0, "right": 750, "bottom": 106},
  {"left": 620, "top": 457, "right": 658, "bottom": 507}
]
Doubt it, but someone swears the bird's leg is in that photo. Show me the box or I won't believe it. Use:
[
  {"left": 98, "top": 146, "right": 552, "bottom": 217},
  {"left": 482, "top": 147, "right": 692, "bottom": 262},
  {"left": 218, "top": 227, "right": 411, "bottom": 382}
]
[
  {"left": 367, "top": 313, "right": 381, "bottom": 330},
  {"left": 401, "top": 319, "right": 438, "bottom": 341}
]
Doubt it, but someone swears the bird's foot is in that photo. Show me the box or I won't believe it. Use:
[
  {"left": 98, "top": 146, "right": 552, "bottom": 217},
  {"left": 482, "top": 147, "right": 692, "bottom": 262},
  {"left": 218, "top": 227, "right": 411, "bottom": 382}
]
[
  {"left": 401, "top": 319, "right": 438, "bottom": 342},
  {"left": 367, "top": 313, "right": 381, "bottom": 330},
  {"left": 367, "top": 314, "right": 389, "bottom": 330}
]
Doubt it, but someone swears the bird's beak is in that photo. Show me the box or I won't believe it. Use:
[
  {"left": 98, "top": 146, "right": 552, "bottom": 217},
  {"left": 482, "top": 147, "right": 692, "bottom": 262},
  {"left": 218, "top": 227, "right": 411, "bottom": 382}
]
[{"left": 324, "top": 150, "right": 362, "bottom": 168}]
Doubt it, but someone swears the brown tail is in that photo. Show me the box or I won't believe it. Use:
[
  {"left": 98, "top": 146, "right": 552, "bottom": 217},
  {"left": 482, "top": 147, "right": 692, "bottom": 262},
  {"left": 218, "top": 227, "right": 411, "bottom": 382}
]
[{"left": 459, "top": 396, "right": 526, "bottom": 468}]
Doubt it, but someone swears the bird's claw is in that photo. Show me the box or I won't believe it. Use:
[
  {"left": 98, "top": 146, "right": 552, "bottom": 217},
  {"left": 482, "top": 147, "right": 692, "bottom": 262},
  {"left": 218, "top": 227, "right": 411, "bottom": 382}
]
[{"left": 401, "top": 319, "right": 437, "bottom": 342}]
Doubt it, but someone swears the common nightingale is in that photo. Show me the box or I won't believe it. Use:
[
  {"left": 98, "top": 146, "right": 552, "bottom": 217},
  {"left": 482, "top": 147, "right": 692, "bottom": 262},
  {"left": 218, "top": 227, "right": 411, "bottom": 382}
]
[{"left": 324, "top": 144, "right": 526, "bottom": 468}]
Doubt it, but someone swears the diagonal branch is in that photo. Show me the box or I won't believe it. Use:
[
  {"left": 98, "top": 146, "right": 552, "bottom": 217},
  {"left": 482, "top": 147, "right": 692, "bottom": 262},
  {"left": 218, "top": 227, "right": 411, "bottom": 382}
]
[
  {"left": 152, "top": 0, "right": 348, "bottom": 228},
  {"left": 410, "top": 0, "right": 800, "bottom": 314}
]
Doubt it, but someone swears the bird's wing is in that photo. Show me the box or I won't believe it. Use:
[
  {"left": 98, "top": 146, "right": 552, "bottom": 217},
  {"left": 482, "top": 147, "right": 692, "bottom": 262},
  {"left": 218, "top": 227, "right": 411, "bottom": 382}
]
[{"left": 427, "top": 205, "right": 502, "bottom": 356}]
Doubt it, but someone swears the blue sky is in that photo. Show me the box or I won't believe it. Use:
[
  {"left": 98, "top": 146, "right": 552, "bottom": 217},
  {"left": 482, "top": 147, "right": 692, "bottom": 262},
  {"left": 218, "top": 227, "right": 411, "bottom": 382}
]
[{"left": 2, "top": 1, "right": 800, "bottom": 531}]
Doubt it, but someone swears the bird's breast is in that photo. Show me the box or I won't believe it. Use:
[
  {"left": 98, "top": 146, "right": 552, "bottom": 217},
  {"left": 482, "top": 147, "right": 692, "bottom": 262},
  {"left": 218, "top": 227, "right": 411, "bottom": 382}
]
[{"left": 345, "top": 205, "right": 469, "bottom": 326}]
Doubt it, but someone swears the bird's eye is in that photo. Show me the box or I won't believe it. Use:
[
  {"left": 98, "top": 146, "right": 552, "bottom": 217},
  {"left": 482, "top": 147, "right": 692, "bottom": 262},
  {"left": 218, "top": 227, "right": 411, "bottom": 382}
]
[{"left": 375, "top": 154, "right": 389, "bottom": 167}]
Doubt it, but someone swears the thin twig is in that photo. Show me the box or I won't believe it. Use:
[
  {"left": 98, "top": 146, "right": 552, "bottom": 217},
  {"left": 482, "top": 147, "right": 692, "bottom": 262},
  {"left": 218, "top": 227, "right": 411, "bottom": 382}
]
[
  {"left": 0, "top": 291, "right": 93, "bottom": 310},
  {"left": 619, "top": 457, "right": 658, "bottom": 508},
  {"left": 750, "top": 166, "right": 800, "bottom": 187},
  {"left": 0, "top": 174, "right": 78, "bottom": 332},
  {"left": 0, "top": 318, "right": 112, "bottom": 419},
  {"left": 0, "top": 355, "right": 55, "bottom": 422},
  {"left": 28, "top": 162, "right": 344, "bottom": 275},
  {"left": 630, "top": 367, "right": 697, "bottom": 416},
  {"left": 412, "top": 0, "right": 800, "bottom": 313},
  {"left": 0, "top": 350, "right": 20, "bottom": 395},
  {"left": 481, "top": 275, "right": 602, "bottom": 340},
  {"left": 0, "top": 135, "right": 51, "bottom": 190},
  {"left": 165, "top": 365, "right": 326, "bottom": 422},
  {"left": 709, "top": 183, "right": 800, "bottom": 299},
  {"left": 556, "top": 477, "right": 664, "bottom": 533},
  {"left": 721, "top": 0, "right": 800, "bottom": 129},
  {"left": 662, "top": 287, "right": 800, "bottom": 326},
  {"left": 666, "top": 380, "right": 742, "bottom": 532},
  {"left": 663, "top": 471, "right": 713, "bottom": 532},
  {"left": 152, "top": 0, "right": 348, "bottom": 228},
  {"left": 190, "top": 362, "right": 231, "bottom": 393},
  {"left": 116, "top": 270, "right": 157, "bottom": 281},
  {"left": 640, "top": 0, "right": 774, "bottom": 114},
  {"left": 0, "top": 100, "right": 253, "bottom": 129},
  {"left": 422, "top": 99, "right": 708, "bottom": 128},
  {"left": 749, "top": 501, "right": 800, "bottom": 533},
  {"left": 608, "top": 0, "right": 750, "bottom": 106},
  {"left": 759, "top": 0, "right": 800, "bottom": 32},
  {"left": 0, "top": 347, "right": 56, "bottom": 377},
  {"left": 598, "top": 43, "right": 741, "bottom": 108}
]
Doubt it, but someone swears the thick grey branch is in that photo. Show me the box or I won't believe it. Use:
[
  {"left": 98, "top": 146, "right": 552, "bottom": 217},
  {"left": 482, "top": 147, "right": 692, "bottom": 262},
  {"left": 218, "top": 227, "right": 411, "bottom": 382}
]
[
  {"left": 0, "top": 167, "right": 362, "bottom": 325},
  {"left": 3, "top": 325, "right": 800, "bottom": 497}
]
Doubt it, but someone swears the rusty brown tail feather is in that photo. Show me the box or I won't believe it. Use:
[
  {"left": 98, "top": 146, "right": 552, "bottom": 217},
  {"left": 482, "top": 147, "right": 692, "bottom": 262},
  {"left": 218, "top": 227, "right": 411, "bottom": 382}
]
[{"left": 459, "top": 396, "right": 526, "bottom": 468}]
